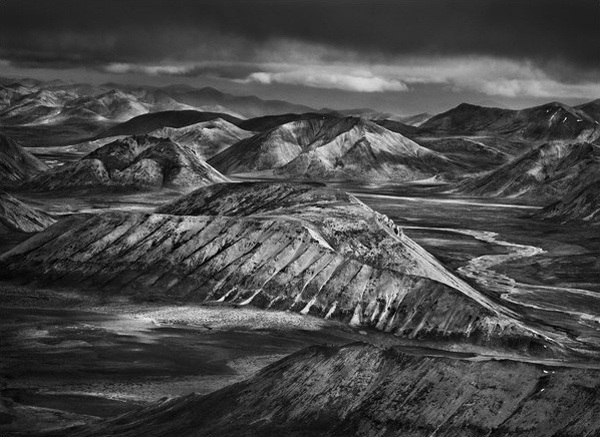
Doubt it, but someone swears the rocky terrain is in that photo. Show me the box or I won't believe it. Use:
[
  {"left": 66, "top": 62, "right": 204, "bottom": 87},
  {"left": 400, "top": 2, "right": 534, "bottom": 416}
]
[
  {"left": 18, "top": 135, "right": 228, "bottom": 192},
  {"left": 458, "top": 142, "right": 600, "bottom": 200},
  {"left": 535, "top": 181, "right": 600, "bottom": 224},
  {"left": 0, "top": 182, "right": 553, "bottom": 350},
  {"left": 50, "top": 342, "right": 600, "bottom": 437},
  {"left": 0, "top": 132, "right": 48, "bottom": 185},
  {"left": 0, "top": 192, "right": 55, "bottom": 232}
]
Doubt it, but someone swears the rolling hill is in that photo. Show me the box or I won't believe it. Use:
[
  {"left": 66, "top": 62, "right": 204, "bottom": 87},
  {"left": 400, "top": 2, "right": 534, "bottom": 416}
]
[
  {"left": 18, "top": 136, "right": 228, "bottom": 192},
  {"left": 209, "top": 116, "right": 464, "bottom": 180},
  {"left": 149, "top": 118, "right": 253, "bottom": 159}
]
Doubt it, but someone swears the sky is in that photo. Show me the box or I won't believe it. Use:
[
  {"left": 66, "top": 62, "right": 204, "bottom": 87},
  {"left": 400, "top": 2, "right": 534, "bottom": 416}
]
[{"left": 1, "top": 0, "right": 599, "bottom": 115}]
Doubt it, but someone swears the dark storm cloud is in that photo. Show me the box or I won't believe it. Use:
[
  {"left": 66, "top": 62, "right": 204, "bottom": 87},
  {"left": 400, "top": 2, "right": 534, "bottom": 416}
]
[{"left": 1, "top": 0, "right": 598, "bottom": 72}]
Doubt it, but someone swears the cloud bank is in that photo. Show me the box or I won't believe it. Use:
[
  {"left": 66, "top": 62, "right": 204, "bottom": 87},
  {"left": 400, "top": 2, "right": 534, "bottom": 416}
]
[
  {"left": 2, "top": 0, "right": 598, "bottom": 111},
  {"left": 241, "top": 71, "right": 408, "bottom": 93},
  {"left": 94, "top": 51, "right": 600, "bottom": 99}
]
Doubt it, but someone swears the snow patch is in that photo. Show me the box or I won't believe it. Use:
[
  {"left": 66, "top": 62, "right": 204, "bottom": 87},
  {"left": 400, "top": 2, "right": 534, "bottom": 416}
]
[
  {"left": 239, "top": 289, "right": 262, "bottom": 306},
  {"left": 300, "top": 297, "right": 317, "bottom": 315},
  {"left": 325, "top": 302, "right": 337, "bottom": 319}
]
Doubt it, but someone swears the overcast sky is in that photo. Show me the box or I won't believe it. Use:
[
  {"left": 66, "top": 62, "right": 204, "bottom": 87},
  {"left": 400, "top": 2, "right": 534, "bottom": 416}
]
[{"left": 1, "top": 0, "right": 599, "bottom": 115}]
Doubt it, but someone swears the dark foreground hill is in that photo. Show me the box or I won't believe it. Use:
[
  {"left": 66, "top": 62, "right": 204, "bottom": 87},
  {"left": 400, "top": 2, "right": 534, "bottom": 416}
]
[
  {"left": 0, "top": 133, "right": 48, "bottom": 185},
  {"left": 458, "top": 142, "right": 600, "bottom": 200},
  {"left": 49, "top": 342, "right": 600, "bottom": 437},
  {"left": 0, "top": 182, "right": 551, "bottom": 350},
  {"left": 535, "top": 181, "right": 600, "bottom": 224},
  {"left": 18, "top": 135, "right": 228, "bottom": 192}
]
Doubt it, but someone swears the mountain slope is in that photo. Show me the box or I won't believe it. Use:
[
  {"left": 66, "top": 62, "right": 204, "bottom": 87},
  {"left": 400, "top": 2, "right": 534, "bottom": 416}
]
[
  {"left": 19, "top": 136, "right": 228, "bottom": 192},
  {"left": 459, "top": 142, "right": 600, "bottom": 199},
  {"left": 0, "top": 192, "right": 55, "bottom": 233},
  {"left": 209, "top": 116, "right": 360, "bottom": 173},
  {"left": 150, "top": 118, "right": 253, "bottom": 159},
  {"left": 536, "top": 181, "right": 600, "bottom": 224},
  {"left": 0, "top": 132, "right": 48, "bottom": 184},
  {"left": 52, "top": 343, "right": 600, "bottom": 437},
  {"left": 415, "top": 136, "right": 510, "bottom": 170},
  {"left": 0, "top": 182, "right": 551, "bottom": 349},
  {"left": 209, "top": 117, "right": 462, "bottom": 180},
  {"left": 420, "top": 101, "right": 600, "bottom": 142}
]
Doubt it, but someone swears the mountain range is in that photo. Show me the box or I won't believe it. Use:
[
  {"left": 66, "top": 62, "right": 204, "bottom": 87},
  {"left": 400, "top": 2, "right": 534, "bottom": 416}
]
[
  {"left": 2, "top": 77, "right": 600, "bottom": 219},
  {"left": 419, "top": 101, "right": 600, "bottom": 143}
]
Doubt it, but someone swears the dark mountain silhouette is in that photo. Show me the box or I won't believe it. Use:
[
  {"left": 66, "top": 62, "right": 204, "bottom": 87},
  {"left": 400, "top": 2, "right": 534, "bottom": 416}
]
[
  {"left": 420, "top": 101, "right": 600, "bottom": 142},
  {"left": 96, "top": 110, "right": 244, "bottom": 138},
  {"left": 159, "top": 85, "right": 314, "bottom": 118},
  {"left": 108, "top": 83, "right": 314, "bottom": 118}
]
